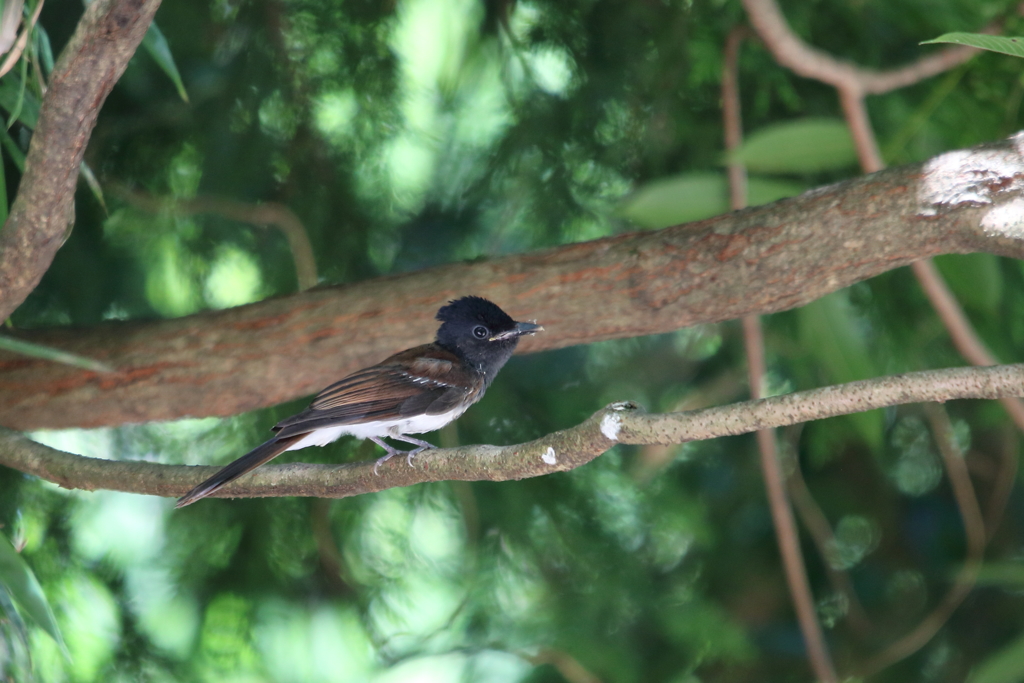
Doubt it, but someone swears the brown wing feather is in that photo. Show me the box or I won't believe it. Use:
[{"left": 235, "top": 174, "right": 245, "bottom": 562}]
[{"left": 272, "top": 344, "right": 484, "bottom": 437}]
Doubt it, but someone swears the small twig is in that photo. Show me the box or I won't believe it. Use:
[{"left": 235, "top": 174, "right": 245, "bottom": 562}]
[
  {"left": 838, "top": 87, "right": 884, "bottom": 174},
  {"left": 784, "top": 428, "right": 875, "bottom": 639},
  {"left": 741, "top": 0, "right": 982, "bottom": 96},
  {"left": 112, "top": 186, "right": 318, "bottom": 291},
  {"left": 309, "top": 498, "right": 352, "bottom": 595},
  {"left": 912, "top": 260, "right": 996, "bottom": 368},
  {"left": 526, "top": 648, "right": 603, "bottom": 683},
  {"left": 856, "top": 405, "right": 986, "bottom": 676},
  {"left": 912, "top": 259, "right": 1024, "bottom": 434},
  {"left": 984, "top": 427, "right": 1018, "bottom": 540}
]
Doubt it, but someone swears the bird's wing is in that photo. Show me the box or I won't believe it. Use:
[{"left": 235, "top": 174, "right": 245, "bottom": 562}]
[
  {"left": 272, "top": 344, "right": 483, "bottom": 437},
  {"left": 176, "top": 346, "right": 484, "bottom": 506}
]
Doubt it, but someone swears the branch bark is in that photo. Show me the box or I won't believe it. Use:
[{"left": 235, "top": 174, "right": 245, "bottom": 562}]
[
  {"left": 0, "top": 0, "right": 162, "bottom": 323},
  {"left": 4, "top": 133, "right": 1024, "bottom": 430},
  {"left": 3, "top": 363, "right": 1023, "bottom": 501}
]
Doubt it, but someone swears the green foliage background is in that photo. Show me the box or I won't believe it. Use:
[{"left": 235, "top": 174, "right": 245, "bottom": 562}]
[{"left": 3, "top": 0, "right": 1024, "bottom": 681}]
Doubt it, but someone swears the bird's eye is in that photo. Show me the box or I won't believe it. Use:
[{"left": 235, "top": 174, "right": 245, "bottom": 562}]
[{"left": 473, "top": 325, "right": 489, "bottom": 339}]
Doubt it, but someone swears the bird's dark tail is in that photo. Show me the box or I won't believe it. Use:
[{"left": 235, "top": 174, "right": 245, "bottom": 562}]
[{"left": 176, "top": 434, "right": 305, "bottom": 508}]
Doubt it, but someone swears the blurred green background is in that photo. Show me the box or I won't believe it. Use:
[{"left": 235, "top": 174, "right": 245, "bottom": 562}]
[{"left": 4, "top": 0, "right": 1024, "bottom": 681}]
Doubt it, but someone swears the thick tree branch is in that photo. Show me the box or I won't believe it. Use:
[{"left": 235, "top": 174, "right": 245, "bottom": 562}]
[
  {"left": 3, "top": 364, "right": 1023, "bottom": 501},
  {"left": 0, "top": 0, "right": 162, "bottom": 323},
  {"left": 4, "top": 134, "right": 1024, "bottom": 430}
]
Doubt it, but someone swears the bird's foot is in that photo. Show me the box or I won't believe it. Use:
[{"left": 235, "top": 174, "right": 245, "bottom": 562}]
[
  {"left": 371, "top": 437, "right": 434, "bottom": 475},
  {"left": 393, "top": 435, "right": 434, "bottom": 467}
]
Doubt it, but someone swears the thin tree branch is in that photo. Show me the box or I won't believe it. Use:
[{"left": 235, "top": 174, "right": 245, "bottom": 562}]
[
  {"left": 746, "top": 370, "right": 838, "bottom": 682},
  {"left": 743, "top": 297, "right": 837, "bottom": 683},
  {"left": 741, "top": 0, "right": 985, "bottom": 96},
  {"left": 839, "top": 86, "right": 884, "bottom": 175},
  {"left": 0, "top": 0, "right": 162, "bottom": 323},
  {"left": 2, "top": 363, "right": 1023, "bottom": 501},
  {"left": 5, "top": 133, "right": 1024, "bottom": 430},
  {"left": 784, "top": 429, "right": 875, "bottom": 639},
  {"left": 856, "top": 405, "right": 986, "bottom": 676},
  {"left": 984, "top": 427, "right": 1018, "bottom": 540},
  {"left": 111, "top": 186, "right": 319, "bottom": 291},
  {"left": 309, "top": 498, "right": 353, "bottom": 595},
  {"left": 633, "top": 370, "right": 744, "bottom": 482},
  {"left": 726, "top": 30, "right": 837, "bottom": 681},
  {"left": 525, "top": 649, "right": 603, "bottom": 683},
  {"left": 912, "top": 259, "right": 1024, "bottom": 434}
]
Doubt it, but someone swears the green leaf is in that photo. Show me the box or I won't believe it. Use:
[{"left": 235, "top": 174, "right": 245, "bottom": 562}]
[
  {"left": 726, "top": 118, "right": 856, "bottom": 173},
  {"left": 798, "top": 290, "right": 883, "bottom": 450},
  {"left": 968, "top": 628, "right": 1024, "bottom": 683},
  {"left": 0, "top": 584, "right": 33, "bottom": 677},
  {"left": 0, "top": 533, "right": 68, "bottom": 658},
  {"left": 142, "top": 23, "right": 189, "bottom": 103},
  {"left": 0, "top": 125, "right": 26, "bottom": 170},
  {"left": 619, "top": 173, "right": 806, "bottom": 229},
  {"left": 33, "top": 22, "right": 53, "bottom": 75},
  {"left": 923, "top": 33, "right": 1024, "bottom": 59},
  {"left": 0, "top": 77, "right": 105, "bottom": 205},
  {"left": 0, "top": 584, "right": 30, "bottom": 653},
  {"left": 0, "top": 335, "right": 113, "bottom": 373},
  {"left": 618, "top": 172, "right": 728, "bottom": 228},
  {"left": 747, "top": 177, "right": 807, "bottom": 207},
  {"left": 0, "top": 73, "right": 39, "bottom": 128},
  {"left": 5, "top": 53, "right": 28, "bottom": 130}
]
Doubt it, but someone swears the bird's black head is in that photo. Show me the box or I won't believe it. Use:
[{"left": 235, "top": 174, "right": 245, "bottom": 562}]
[{"left": 435, "top": 296, "right": 542, "bottom": 379}]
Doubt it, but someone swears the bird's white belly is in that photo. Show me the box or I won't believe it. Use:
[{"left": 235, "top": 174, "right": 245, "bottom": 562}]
[{"left": 284, "top": 408, "right": 467, "bottom": 452}]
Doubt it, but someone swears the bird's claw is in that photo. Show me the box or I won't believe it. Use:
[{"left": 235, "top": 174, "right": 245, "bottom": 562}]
[
  {"left": 372, "top": 454, "right": 392, "bottom": 476},
  {"left": 372, "top": 444, "right": 431, "bottom": 475}
]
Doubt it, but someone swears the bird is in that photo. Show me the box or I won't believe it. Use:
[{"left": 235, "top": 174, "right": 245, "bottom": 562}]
[{"left": 175, "top": 296, "right": 542, "bottom": 507}]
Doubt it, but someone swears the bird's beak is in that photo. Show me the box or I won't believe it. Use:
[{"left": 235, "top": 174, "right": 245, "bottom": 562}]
[{"left": 490, "top": 321, "right": 544, "bottom": 341}]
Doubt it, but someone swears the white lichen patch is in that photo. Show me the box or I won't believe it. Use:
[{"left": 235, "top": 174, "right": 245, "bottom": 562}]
[
  {"left": 919, "top": 134, "right": 1024, "bottom": 240},
  {"left": 918, "top": 135, "right": 1024, "bottom": 218},
  {"left": 541, "top": 446, "right": 557, "bottom": 465},
  {"left": 981, "top": 197, "right": 1024, "bottom": 239},
  {"left": 600, "top": 412, "right": 622, "bottom": 441},
  {"left": 921, "top": 133, "right": 1024, "bottom": 208}
]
